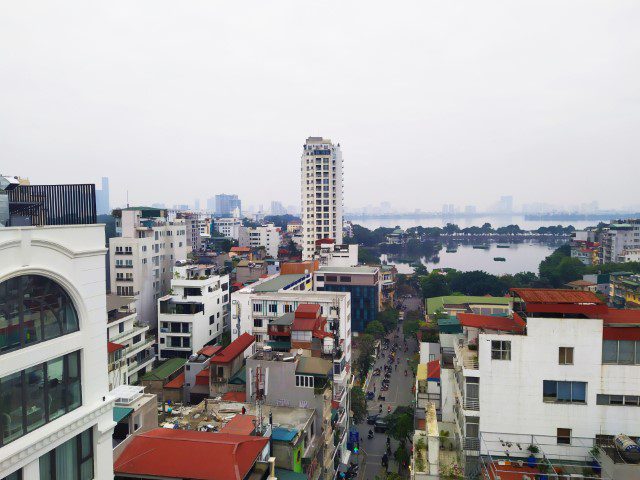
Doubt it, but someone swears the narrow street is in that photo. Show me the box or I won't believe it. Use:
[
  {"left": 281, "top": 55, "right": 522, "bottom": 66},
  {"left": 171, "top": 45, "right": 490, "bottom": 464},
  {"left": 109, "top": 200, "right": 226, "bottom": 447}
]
[{"left": 355, "top": 297, "right": 421, "bottom": 479}]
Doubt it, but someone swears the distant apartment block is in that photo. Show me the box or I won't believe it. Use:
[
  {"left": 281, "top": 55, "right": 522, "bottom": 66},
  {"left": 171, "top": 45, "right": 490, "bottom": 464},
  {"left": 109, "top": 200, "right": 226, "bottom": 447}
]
[
  {"left": 301, "top": 136, "right": 344, "bottom": 260},
  {"left": 109, "top": 207, "right": 188, "bottom": 326},
  {"left": 238, "top": 223, "right": 280, "bottom": 258},
  {"left": 214, "top": 217, "right": 242, "bottom": 240},
  {"left": 215, "top": 194, "right": 241, "bottom": 217},
  {"left": 177, "top": 211, "right": 203, "bottom": 252},
  {"left": 157, "top": 264, "right": 230, "bottom": 360},
  {"left": 600, "top": 220, "right": 640, "bottom": 264},
  {"left": 96, "top": 176, "right": 110, "bottom": 215}
]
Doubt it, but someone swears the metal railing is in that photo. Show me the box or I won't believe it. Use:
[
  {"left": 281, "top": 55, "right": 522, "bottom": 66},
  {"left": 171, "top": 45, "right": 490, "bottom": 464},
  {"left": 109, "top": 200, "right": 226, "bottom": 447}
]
[{"left": 464, "top": 398, "right": 480, "bottom": 411}]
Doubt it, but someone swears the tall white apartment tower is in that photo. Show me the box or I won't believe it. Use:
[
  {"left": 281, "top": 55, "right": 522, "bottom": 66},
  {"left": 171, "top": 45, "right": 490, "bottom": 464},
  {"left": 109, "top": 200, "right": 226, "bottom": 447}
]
[{"left": 301, "top": 136, "right": 344, "bottom": 260}]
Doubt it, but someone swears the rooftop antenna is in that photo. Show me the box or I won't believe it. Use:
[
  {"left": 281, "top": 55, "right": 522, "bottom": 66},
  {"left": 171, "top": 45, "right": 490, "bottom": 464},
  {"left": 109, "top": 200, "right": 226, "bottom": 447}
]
[
  {"left": 126, "top": 190, "right": 129, "bottom": 208},
  {"left": 253, "top": 366, "right": 265, "bottom": 435}
]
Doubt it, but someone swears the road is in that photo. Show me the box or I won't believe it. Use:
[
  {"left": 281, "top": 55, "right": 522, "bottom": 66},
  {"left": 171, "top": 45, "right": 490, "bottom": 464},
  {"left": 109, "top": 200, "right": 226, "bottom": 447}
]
[{"left": 355, "top": 298, "right": 420, "bottom": 479}]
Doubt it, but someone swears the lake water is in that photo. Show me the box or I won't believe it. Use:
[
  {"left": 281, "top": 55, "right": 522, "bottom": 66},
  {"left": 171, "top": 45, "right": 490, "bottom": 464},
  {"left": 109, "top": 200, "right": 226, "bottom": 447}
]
[
  {"left": 349, "top": 215, "right": 597, "bottom": 231},
  {"left": 381, "top": 240, "right": 564, "bottom": 275}
]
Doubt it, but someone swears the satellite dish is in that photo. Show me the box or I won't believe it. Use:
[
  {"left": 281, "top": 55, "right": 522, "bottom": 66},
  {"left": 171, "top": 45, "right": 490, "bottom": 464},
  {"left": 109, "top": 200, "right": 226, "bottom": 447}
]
[{"left": 233, "top": 328, "right": 238, "bottom": 334}]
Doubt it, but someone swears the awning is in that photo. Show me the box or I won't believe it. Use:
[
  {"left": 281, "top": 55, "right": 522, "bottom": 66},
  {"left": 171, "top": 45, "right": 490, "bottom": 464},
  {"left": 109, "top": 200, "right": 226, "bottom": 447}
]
[
  {"left": 267, "top": 340, "right": 291, "bottom": 350},
  {"left": 113, "top": 406, "right": 133, "bottom": 423}
]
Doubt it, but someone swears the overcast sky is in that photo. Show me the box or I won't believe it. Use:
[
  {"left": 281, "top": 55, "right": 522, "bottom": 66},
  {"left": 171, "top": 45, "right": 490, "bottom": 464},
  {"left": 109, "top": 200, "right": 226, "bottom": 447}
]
[{"left": 1, "top": 1, "right": 639, "bottom": 212}]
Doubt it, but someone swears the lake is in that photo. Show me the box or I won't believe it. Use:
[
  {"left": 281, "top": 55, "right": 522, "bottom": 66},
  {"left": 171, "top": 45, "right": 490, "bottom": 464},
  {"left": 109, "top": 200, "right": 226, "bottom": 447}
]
[
  {"left": 381, "top": 240, "right": 564, "bottom": 275},
  {"left": 349, "top": 214, "right": 597, "bottom": 231}
]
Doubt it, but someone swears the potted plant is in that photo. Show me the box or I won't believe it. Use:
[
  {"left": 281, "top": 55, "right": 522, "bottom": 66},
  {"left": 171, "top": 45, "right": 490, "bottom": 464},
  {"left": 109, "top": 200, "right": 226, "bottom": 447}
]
[
  {"left": 527, "top": 444, "right": 539, "bottom": 468},
  {"left": 588, "top": 446, "right": 602, "bottom": 474},
  {"left": 537, "top": 462, "right": 549, "bottom": 480},
  {"left": 439, "top": 430, "right": 450, "bottom": 450}
]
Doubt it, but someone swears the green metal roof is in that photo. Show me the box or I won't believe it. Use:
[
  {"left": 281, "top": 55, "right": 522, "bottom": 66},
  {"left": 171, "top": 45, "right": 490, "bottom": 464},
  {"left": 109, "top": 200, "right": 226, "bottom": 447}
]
[
  {"left": 228, "top": 365, "right": 247, "bottom": 385},
  {"left": 274, "top": 469, "right": 307, "bottom": 480},
  {"left": 141, "top": 358, "right": 186, "bottom": 381},
  {"left": 113, "top": 406, "right": 133, "bottom": 423},
  {"left": 267, "top": 341, "right": 292, "bottom": 350},
  {"left": 253, "top": 274, "right": 307, "bottom": 292},
  {"left": 426, "top": 295, "right": 510, "bottom": 315},
  {"left": 270, "top": 313, "right": 295, "bottom": 326}
]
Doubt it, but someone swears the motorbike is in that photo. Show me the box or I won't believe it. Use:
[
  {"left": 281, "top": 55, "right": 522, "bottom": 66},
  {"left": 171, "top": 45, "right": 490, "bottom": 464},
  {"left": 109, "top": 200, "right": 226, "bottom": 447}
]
[
  {"left": 404, "top": 370, "right": 408, "bottom": 376},
  {"left": 367, "top": 430, "right": 374, "bottom": 439},
  {"left": 378, "top": 394, "right": 386, "bottom": 401}
]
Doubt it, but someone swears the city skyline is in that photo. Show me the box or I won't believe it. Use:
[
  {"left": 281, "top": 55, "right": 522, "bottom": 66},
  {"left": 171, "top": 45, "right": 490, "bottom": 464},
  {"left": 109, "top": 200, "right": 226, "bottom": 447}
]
[{"left": 2, "top": 1, "right": 639, "bottom": 211}]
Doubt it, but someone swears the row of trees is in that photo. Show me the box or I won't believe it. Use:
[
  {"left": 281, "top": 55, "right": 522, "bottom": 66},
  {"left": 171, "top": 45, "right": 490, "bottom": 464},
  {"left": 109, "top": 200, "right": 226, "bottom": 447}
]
[{"left": 407, "top": 223, "right": 576, "bottom": 237}]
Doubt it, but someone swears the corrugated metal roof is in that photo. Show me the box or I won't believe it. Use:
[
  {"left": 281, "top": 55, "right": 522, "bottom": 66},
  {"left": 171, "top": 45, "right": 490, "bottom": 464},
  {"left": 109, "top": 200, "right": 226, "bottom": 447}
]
[
  {"left": 458, "top": 313, "right": 525, "bottom": 333},
  {"left": 510, "top": 288, "right": 603, "bottom": 304}
]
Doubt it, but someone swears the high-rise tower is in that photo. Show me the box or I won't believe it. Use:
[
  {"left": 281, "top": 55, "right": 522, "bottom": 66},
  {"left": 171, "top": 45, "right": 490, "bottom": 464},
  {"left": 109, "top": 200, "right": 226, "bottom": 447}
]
[{"left": 301, "top": 136, "right": 344, "bottom": 260}]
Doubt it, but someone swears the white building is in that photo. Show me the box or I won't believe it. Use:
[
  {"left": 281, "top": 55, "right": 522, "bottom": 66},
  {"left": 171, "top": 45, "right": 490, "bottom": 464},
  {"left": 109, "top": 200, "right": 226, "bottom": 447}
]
[
  {"left": 314, "top": 242, "right": 358, "bottom": 267},
  {"left": 109, "top": 207, "right": 188, "bottom": 326},
  {"left": 301, "top": 136, "right": 344, "bottom": 260},
  {"left": 157, "top": 264, "right": 230, "bottom": 360},
  {"left": 106, "top": 295, "right": 156, "bottom": 388},
  {"left": 447, "top": 288, "right": 640, "bottom": 476},
  {"left": 238, "top": 223, "right": 280, "bottom": 258},
  {"left": 214, "top": 217, "right": 242, "bottom": 240},
  {"left": 601, "top": 220, "right": 640, "bottom": 264},
  {"left": 230, "top": 287, "right": 351, "bottom": 384},
  {"left": 0, "top": 223, "right": 115, "bottom": 479}
]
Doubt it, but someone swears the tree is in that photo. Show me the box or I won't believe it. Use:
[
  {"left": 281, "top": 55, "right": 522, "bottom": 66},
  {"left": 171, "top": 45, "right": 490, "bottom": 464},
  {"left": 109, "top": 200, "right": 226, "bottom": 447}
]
[
  {"left": 350, "top": 386, "right": 367, "bottom": 424},
  {"left": 377, "top": 308, "right": 399, "bottom": 333},
  {"left": 354, "top": 334, "right": 376, "bottom": 381},
  {"left": 420, "top": 273, "right": 451, "bottom": 299},
  {"left": 403, "top": 319, "right": 421, "bottom": 339},
  {"left": 365, "top": 320, "right": 386, "bottom": 340},
  {"left": 387, "top": 406, "right": 414, "bottom": 443},
  {"left": 358, "top": 247, "right": 380, "bottom": 265},
  {"left": 393, "top": 443, "right": 410, "bottom": 472}
]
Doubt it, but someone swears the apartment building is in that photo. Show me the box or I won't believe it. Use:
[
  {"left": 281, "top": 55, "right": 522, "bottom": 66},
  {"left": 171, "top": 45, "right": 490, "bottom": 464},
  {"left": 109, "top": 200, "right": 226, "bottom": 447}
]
[
  {"left": 600, "top": 220, "right": 640, "bottom": 264},
  {"left": 610, "top": 273, "right": 640, "bottom": 308},
  {"left": 445, "top": 288, "right": 640, "bottom": 477},
  {"left": 157, "top": 263, "right": 230, "bottom": 360},
  {"left": 238, "top": 223, "right": 280, "bottom": 258},
  {"left": 301, "top": 137, "right": 344, "bottom": 260},
  {"left": 313, "top": 240, "right": 358, "bottom": 267},
  {"left": 214, "top": 217, "right": 242, "bottom": 240},
  {"left": 313, "top": 266, "right": 380, "bottom": 332},
  {"left": 106, "top": 295, "right": 156, "bottom": 388},
  {"left": 0, "top": 199, "right": 114, "bottom": 479},
  {"left": 109, "top": 207, "right": 188, "bottom": 326},
  {"left": 177, "top": 212, "right": 202, "bottom": 252},
  {"left": 214, "top": 194, "right": 242, "bottom": 217},
  {"left": 570, "top": 229, "right": 600, "bottom": 266}
]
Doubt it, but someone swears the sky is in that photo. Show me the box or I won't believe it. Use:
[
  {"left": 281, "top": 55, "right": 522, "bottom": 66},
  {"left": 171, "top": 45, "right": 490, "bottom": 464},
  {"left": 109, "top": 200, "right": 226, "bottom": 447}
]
[{"left": 1, "top": 1, "right": 639, "bottom": 212}]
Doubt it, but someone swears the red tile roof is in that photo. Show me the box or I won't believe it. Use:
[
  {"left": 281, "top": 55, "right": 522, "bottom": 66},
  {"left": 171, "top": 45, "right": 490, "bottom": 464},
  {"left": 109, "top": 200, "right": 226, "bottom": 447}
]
[
  {"left": 164, "top": 372, "right": 185, "bottom": 389},
  {"left": 295, "top": 304, "right": 321, "bottom": 319},
  {"left": 427, "top": 360, "right": 440, "bottom": 380},
  {"left": 292, "top": 318, "right": 316, "bottom": 331},
  {"left": 198, "top": 345, "right": 223, "bottom": 357},
  {"left": 315, "top": 238, "right": 335, "bottom": 245},
  {"left": 603, "top": 327, "right": 640, "bottom": 341},
  {"left": 210, "top": 333, "right": 255, "bottom": 365},
  {"left": 600, "top": 309, "right": 640, "bottom": 325},
  {"left": 230, "top": 246, "right": 251, "bottom": 253},
  {"left": 220, "top": 415, "right": 256, "bottom": 436},
  {"left": 114, "top": 429, "right": 268, "bottom": 480},
  {"left": 510, "top": 288, "right": 603, "bottom": 304},
  {"left": 458, "top": 313, "right": 525, "bottom": 333},
  {"left": 222, "top": 391, "right": 247, "bottom": 402},
  {"left": 108, "top": 341, "right": 125, "bottom": 353}
]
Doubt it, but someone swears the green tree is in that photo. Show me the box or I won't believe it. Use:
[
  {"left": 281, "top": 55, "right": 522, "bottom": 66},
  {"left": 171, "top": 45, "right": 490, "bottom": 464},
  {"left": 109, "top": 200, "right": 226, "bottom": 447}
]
[
  {"left": 350, "top": 386, "right": 367, "bottom": 424},
  {"left": 386, "top": 406, "right": 414, "bottom": 443},
  {"left": 377, "top": 308, "right": 399, "bottom": 333},
  {"left": 394, "top": 443, "right": 410, "bottom": 472},
  {"left": 365, "top": 320, "right": 386, "bottom": 340},
  {"left": 354, "top": 334, "right": 376, "bottom": 381},
  {"left": 358, "top": 247, "right": 380, "bottom": 265},
  {"left": 420, "top": 273, "right": 451, "bottom": 299}
]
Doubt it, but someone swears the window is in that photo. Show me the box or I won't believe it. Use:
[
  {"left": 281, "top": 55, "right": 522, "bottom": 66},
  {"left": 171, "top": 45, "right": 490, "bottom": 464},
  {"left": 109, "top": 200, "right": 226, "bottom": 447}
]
[
  {"left": 597, "top": 394, "right": 640, "bottom": 406},
  {"left": 602, "top": 340, "right": 640, "bottom": 364},
  {"left": 39, "top": 428, "right": 93, "bottom": 480},
  {"left": 557, "top": 428, "right": 571, "bottom": 445},
  {"left": 209, "top": 315, "right": 215, "bottom": 325},
  {"left": 254, "top": 319, "right": 263, "bottom": 328},
  {"left": 0, "top": 275, "right": 80, "bottom": 355},
  {"left": 253, "top": 303, "right": 262, "bottom": 313},
  {"left": 491, "top": 340, "right": 511, "bottom": 360},
  {"left": 559, "top": 347, "right": 574, "bottom": 365},
  {"left": 0, "top": 351, "right": 82, "bottom": 447},
  {"left": 268, "top": 303, "right": 278, "bottom": 314},
  {"left": 295, "top": 375, "right": 314, "bottom": 388},
  {"left": 326, "top": 275, "right": 338, "bottom": 282},
  {"left": 284, "top": 304, "right": 293, "bottom": 313},
  {"left": 316, "top": 276, "right": 325, "bottom": 282},
  {"left": 2, "top": 470, "right": 22, "bottom": 480},
  {"left": 543, "top": 380, "right": 587, "bottom": 404},
  {"left": 339, "top": 276, "right": 351, "bottom": 283}
]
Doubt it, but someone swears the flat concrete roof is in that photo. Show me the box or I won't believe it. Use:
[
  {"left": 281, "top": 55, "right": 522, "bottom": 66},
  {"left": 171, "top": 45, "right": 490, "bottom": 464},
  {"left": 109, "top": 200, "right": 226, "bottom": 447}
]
[
  {"left": 318, "top": 266, "right": 378, "bottom": 274},
  {"left": 253, "top": 274, "right": 307, "bottom": 292}
]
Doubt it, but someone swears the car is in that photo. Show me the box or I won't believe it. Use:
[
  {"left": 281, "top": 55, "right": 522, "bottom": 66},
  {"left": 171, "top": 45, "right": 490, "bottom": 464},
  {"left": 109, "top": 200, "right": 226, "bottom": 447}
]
[
  {"left": 374, "top": 418, "right": 388, "bottom": 432},
  {"left": 366, "top": 414, "right": 380, "bottom": 425}
]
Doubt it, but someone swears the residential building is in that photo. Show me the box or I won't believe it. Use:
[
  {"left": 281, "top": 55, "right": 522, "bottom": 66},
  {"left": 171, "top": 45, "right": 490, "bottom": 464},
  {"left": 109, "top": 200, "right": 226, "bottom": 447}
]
[
  {"left": 109, "top": 207, "right": 188, "bottom": 326},
  {"left": 416, "top": 361, "right": 442, "bottom": 418},
  {"left": 301, "top": 136, "right": 344, "bottom": 260},
  {"left": 621, "top": 248, "right": 640, "bottom": 263},
  {"left": 313, "top": 266, "right": 380, "bottom": 332},
  {"left": 564, "top": 279, "right": 598, "bottom": 292},
  {"left": 610, "top": 273, "right": 640, "bottom": 308},
  {"left": 236, "top": 259, "right": 269, "bottom": 284},
  {"left": 209, "top": 332, "right": 256, "bottom": 397},
  {"left": 106, "top": 295, "right": 156, "bottom": 387},
  {"left": 157, "top": 263, "right": 230, "bottom": 360},
  {"left": 380, "top": 264, "right": 398, "bottom": 306},
  {"left": 313, "top": 240, "right": 358, "bottom": 267},
  {"left": 426, "top": 295, "right": 511, "bottom": 339},
  {"left": 0, "top": 200, "right": 114, "bottom": 479},
  {"left": 246, "top": 349, "right": 348, "bottom": 479},
  {"left": 445, "top": 288, "right": 640, "bottom": 477},
  {"left": 140, "top": 357, "right": 187, "bottom": 404},
  {"left": 215, "top": 193, "right": 242, "bottom": 217},
  {"left": 177, "top": 211, "right": 203, "bottom": 252},
  {"left": 214, "top": 216, "right": 242, "bottom": 240},
  {"left": 114, "top": 429, "right": 271, "bottom": 480},
  {"left": 287, "top": 219, "right": 303, "bottom": 233},
  {"left": 600, "top": 220, "right": 640, "bottom": 264},
  {"left": 110, "top": 384, "right": 159, "bottom": 460},
  {"left": 571, "top": 229, "right": 600, "bottom": 265},
  {"left": 239, "top": 223, "right": 280, "bottom": 258},
  {"left": 199, "top": 216, "right": 213, "bottom": 240},
  {"left": 96, "top": 176, "right": 110, "bottom": 215}
]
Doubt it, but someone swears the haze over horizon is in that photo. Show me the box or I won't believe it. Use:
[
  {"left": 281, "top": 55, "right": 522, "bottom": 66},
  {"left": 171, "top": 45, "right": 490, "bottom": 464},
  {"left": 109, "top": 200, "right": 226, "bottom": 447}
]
[{"left": 1, "top": 1, "right": 639, "bottom": 211}]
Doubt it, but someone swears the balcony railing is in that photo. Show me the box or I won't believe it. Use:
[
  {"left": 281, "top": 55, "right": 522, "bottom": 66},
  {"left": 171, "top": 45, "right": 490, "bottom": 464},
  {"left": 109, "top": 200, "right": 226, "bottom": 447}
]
[
  {"left": 463, "top": 436, "right": 480, "bottom": 451},
  {"left": 464, "top": 398, "right": 480, "bottom": 411},
  {"left": 124, "top": 337, "right": 155, "bottom": 356}
]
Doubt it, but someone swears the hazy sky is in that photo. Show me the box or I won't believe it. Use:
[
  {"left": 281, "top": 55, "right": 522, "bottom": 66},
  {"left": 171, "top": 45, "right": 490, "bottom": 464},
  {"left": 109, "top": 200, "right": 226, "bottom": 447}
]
[{"left": 1, "top": 1, "right": 639, "bottom": 212}]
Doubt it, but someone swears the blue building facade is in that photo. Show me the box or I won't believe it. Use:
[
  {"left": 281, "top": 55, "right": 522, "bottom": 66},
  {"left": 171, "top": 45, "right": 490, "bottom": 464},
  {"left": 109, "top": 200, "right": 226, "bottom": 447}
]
[{"left": 318, "top": 284, "right": 378, "bottom": 333}]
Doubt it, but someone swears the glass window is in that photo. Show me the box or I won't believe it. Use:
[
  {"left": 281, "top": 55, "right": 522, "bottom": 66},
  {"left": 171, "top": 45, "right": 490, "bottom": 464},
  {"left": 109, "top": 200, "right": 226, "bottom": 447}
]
[
  {"left": 66, "top": 352, "right": 81, "bottom": 411},
  {"left": 559, "top": 347, "right": 574, "bottom": 365},
  {"left": 543, "top": 380, "right": 586, "bottom": 404},
  {"left": 491, "top": 340, "right": 511, "bottom": 360},
  {"left": 40, "top": 428, "right": 93, "bottom": 480},
  {"left": 572, "top": 382, "right": 586, "bottom": 403},
  {"left": 602, "top": 340, "right": 618, "bottom": 363},
  {"left": 557, "top": 428, "right": 571, "bottom": 445},
  {"left": 618, "top": 341, "right": 635, "bottom": 364},
  {"left": 0, "top": 275, "right": 79, "bottom": 355},
  {"left": 0, "top": 371, "right": 24, "bottom": 445},
  {"left": 25, "top": 364, "right": 45, "bottom": 432},
  {"left": 1, "top": 470, "right": 22, "bottom": 480}
]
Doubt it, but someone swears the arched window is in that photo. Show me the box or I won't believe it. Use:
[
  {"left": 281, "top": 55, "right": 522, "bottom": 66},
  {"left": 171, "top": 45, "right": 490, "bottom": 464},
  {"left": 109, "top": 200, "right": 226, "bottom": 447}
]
[{"left": 0, "top": 275, "right": 79, "bottom": 354}]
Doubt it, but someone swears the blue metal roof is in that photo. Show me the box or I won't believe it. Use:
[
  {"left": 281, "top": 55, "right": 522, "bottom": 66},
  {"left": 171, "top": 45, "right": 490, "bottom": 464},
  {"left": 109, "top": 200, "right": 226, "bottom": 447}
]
[{"left": 272, "top": 427, "right": 298, "bottom": 442}]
